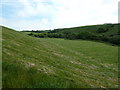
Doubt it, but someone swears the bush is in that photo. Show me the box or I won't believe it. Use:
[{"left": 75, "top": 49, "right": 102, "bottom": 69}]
[
  {"left": 76, "top": 32, "right": 97, "bottom": 40},
  {"left": 98, "top": 35, "right": 109, "bottom": 42},
  {"left": 28, "top": 33, "right": 34, "bottom": 36},
  {"left": 108, "top": 36, "right": 120, "bottom": 45},
  {"left": 97, "top": 28, "right": 109, "bottom": 33},
  {"left": 65, "top": 33, "right": 77, "bottom": 40}
]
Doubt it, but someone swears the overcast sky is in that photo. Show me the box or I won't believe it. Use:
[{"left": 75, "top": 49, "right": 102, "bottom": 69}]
[{"left": 0, "top": 0, "right": 119, "bottom": 31}]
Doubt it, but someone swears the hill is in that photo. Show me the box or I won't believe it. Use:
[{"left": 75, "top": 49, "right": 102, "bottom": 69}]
[
  {"left": 25, "top": 23, "right": 120, "bottom": 45},
  {"left": 2, "top": 26, "right": 118, "bottom": 88}
]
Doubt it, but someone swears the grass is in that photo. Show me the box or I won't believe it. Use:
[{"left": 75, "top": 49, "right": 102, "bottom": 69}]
[{"left": 2, "top": 26, "right": 118, "bottom": 88}]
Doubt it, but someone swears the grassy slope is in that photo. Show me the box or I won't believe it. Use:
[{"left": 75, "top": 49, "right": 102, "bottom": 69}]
[{"left": 2, "top": 26, "right": 118, "bottom": 88}]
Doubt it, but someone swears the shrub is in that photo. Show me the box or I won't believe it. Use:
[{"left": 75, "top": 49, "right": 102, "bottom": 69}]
[
  {"left": 76, "top": 32, "right": 97, "bottom": 40},
  {"left": 97, "top": 28, "right": 109, "bottom": 33},
  {"left": 108, "top": 36, "right": 120, "bottom": 45},
  {"left": 28, "top": 33, "right": 34, "bottom": 36}
]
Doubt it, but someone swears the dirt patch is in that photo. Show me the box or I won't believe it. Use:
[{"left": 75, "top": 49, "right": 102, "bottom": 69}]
[
  {"left": 21, "top": 61, "right": 35, "bottom": 68},
  {"left": 38, "top": 66, "right": 55, "bottom": 74},
  {"left": 70, "top": 60, "right": 81, "bottom": 65},
  {"left": 101, "top": 63, "right": 114, "bottom": 68},
  {"left": 53, "top": 52, "right": 64, "bottom": 57},
  {"left": 85, "top": 64, "right": 98, "bottom": 70}
]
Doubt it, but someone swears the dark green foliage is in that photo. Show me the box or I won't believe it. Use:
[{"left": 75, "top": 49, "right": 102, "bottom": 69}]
[
  {"left": 118, "top": 30, "right": 120, "bottom": 35},
  {"left": 22, "top": 30, "right": 46, "bottom": 33},
  {"left": 99, "top": 35, "right": 109, "bottom": 42},
  {"left": 108, "top": 36, "right": 120, "bottom": 45},
  {"left": 66, "top": 33, "right": 78, "bottom": 40},
  {"left": 97, "top": 28, "right": 109, "bottom": 33},
  {"left": 76, "top": 32, "right": 96, "bottom": 40},
  {"left": 28, "top": 33, "right": 34, "bottom": 36}
]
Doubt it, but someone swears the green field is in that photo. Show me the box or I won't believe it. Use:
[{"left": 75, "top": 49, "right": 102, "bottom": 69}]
[{"left": 2, "top": 26, "right": 118, "bottom": 88}]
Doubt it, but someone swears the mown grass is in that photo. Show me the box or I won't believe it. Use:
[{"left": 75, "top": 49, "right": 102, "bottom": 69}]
[{"left": 2, "top": 26, "right": 118, "bottom": 88}]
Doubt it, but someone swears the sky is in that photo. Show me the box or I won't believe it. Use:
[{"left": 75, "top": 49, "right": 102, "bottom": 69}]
[{"left": 0, "top": 0, "right": 119, "bottom": 31}]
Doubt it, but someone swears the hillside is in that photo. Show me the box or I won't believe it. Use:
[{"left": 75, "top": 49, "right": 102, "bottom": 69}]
[
  {"left": 25, "top": 23, "right": 120, "bottom": 45},
  {"left": 2, "top": 26, "right": 118, "bottom": 88},
  {"left": 50, "top": 23, "right": 118, "bottom": 35}
]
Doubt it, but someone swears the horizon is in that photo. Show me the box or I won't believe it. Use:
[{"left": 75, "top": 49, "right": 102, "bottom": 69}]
[
  {"left": 0, "top": 0, "right": 119, "bottom": 31},
  {"left": 1, "top": 23, "right": 118, "bottom": 31}
]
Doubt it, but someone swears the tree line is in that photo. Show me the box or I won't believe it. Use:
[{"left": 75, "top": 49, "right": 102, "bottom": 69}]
[
  {"left": 28, "top": 31, "right": 119, "bottom": 46},
  {"left": 27, "top": 24, "right": 120, "bottom": 45}
]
